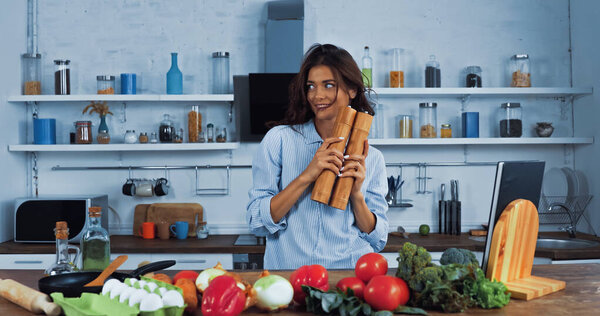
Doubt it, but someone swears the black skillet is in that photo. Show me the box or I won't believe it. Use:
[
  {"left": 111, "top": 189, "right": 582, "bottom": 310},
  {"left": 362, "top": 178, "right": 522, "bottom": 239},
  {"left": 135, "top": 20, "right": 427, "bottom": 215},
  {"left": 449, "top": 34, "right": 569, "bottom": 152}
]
[{"left": 38, "top": 260, "right": 176, "bottom": 297}]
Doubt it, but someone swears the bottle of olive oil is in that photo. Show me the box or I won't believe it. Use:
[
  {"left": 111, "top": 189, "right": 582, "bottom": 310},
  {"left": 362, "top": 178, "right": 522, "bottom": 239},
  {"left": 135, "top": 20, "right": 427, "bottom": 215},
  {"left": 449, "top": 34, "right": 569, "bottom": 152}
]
[
  {"left": 362, "top": 46, "right": 373, "bottom": 88},
  {"left": 81, "top": 207, "right": 110, "bottom": 271}
]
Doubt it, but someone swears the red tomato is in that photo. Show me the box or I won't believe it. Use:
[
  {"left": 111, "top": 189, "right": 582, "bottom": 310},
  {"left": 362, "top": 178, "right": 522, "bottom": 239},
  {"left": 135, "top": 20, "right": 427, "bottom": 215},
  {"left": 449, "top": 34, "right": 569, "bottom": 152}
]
[
  {"left": 355, "top": 253, "right": 388, "bottom": 283},
  {"left": 336, "top": 277, "right": 365, "bottom": 300},
  {"left": 289, "top": 264, "right": 329, "bottom": 305},
  {"left": 172, "top": 270, "right": 199, "bottom": 284},
  {"left": 395, "top": 277, "right": 410, "bottom": 306},
  {"left": 364, "top": 275, "right": 409, "bottom": 311}
]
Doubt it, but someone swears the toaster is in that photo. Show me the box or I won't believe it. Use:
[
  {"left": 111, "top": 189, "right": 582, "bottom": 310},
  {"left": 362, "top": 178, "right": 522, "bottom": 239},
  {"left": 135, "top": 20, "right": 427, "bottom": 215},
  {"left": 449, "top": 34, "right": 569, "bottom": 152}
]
[{"left": 14, "top": 195, "right": 109, "bottom": 243}]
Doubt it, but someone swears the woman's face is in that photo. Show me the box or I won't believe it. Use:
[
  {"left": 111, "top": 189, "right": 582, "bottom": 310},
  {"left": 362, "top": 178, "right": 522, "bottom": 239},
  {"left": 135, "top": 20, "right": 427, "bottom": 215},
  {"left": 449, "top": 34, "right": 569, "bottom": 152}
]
[{"left": 306, "top": 65, "right": 355, "bottom": 122}]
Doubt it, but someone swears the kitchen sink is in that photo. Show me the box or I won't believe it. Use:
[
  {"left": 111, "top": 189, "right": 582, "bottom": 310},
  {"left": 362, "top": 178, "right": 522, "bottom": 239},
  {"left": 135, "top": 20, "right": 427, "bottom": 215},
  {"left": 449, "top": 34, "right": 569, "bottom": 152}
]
[{"left": 536, "top": 238, "right": 600, "bottom": 249}]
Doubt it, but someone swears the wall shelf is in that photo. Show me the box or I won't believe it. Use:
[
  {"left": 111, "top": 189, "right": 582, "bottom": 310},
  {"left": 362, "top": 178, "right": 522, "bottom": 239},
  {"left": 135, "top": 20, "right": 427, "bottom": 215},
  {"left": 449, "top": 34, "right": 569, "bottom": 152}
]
[
  {"left": 7, "top": 94, "right": 234, "bottom": 102},
  {"left": 368, "top": 137, "right": 594, "bottom": 146},
  {"left": 371, "top": 87, "right": 593, "bottom": 98},
  {"left": 8, "top": 143, "right": 240, "bottom": 152}
]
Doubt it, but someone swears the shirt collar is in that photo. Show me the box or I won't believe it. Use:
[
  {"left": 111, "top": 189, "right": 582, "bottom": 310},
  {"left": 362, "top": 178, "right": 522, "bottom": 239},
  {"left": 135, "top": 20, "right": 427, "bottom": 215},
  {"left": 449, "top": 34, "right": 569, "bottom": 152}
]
[{"left": 301, "top": 119, "right": 323, "bottom": 145}]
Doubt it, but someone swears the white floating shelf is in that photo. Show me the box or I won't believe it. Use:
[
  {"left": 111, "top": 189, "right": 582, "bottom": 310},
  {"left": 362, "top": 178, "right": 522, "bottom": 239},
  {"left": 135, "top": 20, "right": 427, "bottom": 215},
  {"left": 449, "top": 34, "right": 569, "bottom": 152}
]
[
  {"left": 368, "top": 137, "right": 594, "bottom": 145},
  {"left": 8, "top": 143, "right": 240, "bottom": 152},
  {"left": 7, "top": 94, "right": 234, "bottom": 102},
  {"left": 372, "top": 87, "right": 593, "bottom": 98}
]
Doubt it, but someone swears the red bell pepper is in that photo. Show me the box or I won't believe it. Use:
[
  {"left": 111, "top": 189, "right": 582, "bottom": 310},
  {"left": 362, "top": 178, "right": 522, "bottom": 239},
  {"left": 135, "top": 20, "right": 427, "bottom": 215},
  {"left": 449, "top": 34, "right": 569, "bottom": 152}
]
[
  {"left": 289, "top": 264, "right": 329, "bottom": 305},
  {"left": 201, "top": 275, "right": 246, "bottom": 316}
]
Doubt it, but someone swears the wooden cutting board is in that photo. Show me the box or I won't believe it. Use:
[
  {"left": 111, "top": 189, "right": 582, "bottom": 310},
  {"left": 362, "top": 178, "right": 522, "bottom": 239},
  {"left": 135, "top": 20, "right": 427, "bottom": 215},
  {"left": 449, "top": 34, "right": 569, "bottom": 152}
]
[
  {"left": 486, "top": 199, "right": 565, "bottom": 300},
  {"left": 146, "top": 203, "right": 203, "bottom": 237},
  {"left": 133, "top": 204, "right": 151, "bottom": 237}
]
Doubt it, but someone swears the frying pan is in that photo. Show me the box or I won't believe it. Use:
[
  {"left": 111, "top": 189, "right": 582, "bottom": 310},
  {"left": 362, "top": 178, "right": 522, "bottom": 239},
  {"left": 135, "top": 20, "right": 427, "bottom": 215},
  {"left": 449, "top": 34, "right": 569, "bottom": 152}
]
[{"left": 38, "top": 260, "right": 176, "bottom": 297}]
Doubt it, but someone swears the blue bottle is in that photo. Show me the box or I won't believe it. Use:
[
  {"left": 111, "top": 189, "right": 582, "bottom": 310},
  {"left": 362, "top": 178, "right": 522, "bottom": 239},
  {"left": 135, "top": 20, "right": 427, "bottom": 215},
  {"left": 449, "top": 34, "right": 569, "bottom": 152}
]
[{"left": 166, "top": 52, "right": 183, "bottom": 94}]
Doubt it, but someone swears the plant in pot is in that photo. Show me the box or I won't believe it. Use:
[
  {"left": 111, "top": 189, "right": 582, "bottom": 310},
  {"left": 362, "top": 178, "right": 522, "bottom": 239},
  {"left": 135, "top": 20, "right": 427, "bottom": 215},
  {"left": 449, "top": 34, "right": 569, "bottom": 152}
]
[{"left": 82, "top": 101, "right": 113, "bottom": 144}]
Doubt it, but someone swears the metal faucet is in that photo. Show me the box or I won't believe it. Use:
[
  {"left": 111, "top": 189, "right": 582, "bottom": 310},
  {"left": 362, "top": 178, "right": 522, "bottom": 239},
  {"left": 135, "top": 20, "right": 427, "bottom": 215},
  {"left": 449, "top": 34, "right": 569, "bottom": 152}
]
[{"left": 548, "top": 202, "right": 577, "bottom": 238}]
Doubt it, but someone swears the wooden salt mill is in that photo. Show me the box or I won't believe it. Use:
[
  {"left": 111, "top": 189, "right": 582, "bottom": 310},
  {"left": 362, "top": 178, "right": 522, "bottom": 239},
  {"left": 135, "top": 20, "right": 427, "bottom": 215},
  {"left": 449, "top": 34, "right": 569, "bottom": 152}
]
[
  {"left": 329, "top": 111, "right": 373, "bottom": 210},
  {"left": 311, "top": 106, "right": 357, "bottom": 204}
]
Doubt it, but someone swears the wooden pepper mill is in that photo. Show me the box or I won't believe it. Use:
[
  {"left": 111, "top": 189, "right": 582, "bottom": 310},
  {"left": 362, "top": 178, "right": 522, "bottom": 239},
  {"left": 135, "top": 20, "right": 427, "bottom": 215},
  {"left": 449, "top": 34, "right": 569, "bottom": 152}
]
[
  {"left": 329, "top": 111, "right": 373, "bottom": 210},
  {"left": 311, "top": 106, "right": 357, "bottom": 204}
]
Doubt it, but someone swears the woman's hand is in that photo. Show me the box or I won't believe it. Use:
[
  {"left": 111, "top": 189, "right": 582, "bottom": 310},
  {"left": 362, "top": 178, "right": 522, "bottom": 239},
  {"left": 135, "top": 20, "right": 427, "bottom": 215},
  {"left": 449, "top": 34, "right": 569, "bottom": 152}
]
[
  {"left": 300, "top": 137, "right": 345, "bottom": 183},
  {"left": 340, "top": 139, "right": 369, "bottom": 197}
]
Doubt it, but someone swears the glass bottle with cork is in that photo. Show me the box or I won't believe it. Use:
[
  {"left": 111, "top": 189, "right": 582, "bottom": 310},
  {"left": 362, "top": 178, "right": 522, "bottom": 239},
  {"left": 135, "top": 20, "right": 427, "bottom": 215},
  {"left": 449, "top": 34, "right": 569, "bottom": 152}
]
[
  {"left": 361, "top": 46, "right": 373, "bottom": 88},
  {"left": 81, "top": 207, "right": 110, "bottom": 271},
  {"left": 45, "top": 221, "right": 80, "bottom": 276}
]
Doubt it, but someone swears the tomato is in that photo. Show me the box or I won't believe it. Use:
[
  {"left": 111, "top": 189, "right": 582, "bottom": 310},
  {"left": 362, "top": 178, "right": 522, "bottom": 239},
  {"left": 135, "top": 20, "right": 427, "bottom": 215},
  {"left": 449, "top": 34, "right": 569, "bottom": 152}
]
[
  {"left": 336, "top": 277, "right": 365, "bottom": 300},
  {"left": 172, "top": 270, "right": 200, "bottom": 284},
  {"left": 364, "top": 275, "right": 410, "bottom": 311},
  {"left": 395, "top": 277, "right": 410, "bottom": 306},
  {"left": 355, "top": 253, "right": 388, "bottom": 283},
  {"left": 289, "top": 264, "right": 329, "bottom": 305}
]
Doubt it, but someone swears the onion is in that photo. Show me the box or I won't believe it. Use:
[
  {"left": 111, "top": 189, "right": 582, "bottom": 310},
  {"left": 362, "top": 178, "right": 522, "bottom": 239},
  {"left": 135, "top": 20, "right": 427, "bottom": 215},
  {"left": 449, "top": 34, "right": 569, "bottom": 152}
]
[
  {"left": 195, "top": 262, "right": 227, "bottom": 292},
  {"left": 253, "top": 271, "right": 293, "bottom": 311}
]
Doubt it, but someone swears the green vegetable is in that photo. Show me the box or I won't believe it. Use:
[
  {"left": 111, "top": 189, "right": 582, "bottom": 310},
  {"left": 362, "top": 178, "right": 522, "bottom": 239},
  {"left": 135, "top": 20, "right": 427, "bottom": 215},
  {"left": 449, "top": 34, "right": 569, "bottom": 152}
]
[
  {"left": 418, "top": 225, "right": 430, "bottom": 236},
  {"left": 302, "top": 285, "right": 427, "bottom": 315},
  {"left": 395, "top": 242, "right": 510, "bottom": 313},
  {"left": 439, "top": 248, "right": 479, "bottom": 266}
]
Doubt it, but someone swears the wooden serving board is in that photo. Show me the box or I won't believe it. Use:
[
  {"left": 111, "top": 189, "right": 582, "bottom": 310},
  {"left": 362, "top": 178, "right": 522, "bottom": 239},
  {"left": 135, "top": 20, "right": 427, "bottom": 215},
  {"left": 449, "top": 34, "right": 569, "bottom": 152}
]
[{"left": 486, "top": 199, "right": 565, "bottom": 300}]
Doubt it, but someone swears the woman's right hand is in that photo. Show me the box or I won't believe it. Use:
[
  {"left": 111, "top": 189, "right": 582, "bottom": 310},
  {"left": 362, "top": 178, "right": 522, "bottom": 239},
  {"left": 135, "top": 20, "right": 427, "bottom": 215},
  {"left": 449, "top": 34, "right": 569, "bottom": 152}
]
[{"left": 300, "top": 137, "right": 345, "bottom": 183}]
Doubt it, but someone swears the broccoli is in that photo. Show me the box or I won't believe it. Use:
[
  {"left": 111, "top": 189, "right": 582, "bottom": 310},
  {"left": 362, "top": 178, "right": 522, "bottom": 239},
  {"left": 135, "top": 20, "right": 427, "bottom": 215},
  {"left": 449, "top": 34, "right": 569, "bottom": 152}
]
[
  {"left": 439, "top": 248, "right": 479, "bottom": 266},
  {"left": 408, "top": 266, "right": 443, "bottom": 292},
  {"left": 396, "top": 242, "right": 432, "bottom": 281}
]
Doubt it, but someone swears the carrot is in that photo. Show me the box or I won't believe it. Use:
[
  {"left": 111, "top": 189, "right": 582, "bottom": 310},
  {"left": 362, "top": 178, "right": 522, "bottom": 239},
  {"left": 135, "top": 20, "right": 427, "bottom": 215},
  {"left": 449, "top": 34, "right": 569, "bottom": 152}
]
[{"left": 175, "top": 278, "right": 198, "bottom": 313}]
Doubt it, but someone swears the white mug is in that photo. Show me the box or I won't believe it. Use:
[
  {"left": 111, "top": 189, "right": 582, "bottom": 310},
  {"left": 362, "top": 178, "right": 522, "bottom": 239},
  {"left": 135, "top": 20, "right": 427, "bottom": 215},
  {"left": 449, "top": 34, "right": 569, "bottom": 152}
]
[{"left": 135, "top": 181, "right": 154, "bottom": 197}]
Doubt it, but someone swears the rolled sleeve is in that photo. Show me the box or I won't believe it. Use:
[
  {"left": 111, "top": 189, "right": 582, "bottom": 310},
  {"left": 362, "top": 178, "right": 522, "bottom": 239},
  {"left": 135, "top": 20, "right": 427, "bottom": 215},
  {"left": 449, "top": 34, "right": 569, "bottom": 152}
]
[{"left": 359, "top": 148, "right": 389, "bottom": 252}]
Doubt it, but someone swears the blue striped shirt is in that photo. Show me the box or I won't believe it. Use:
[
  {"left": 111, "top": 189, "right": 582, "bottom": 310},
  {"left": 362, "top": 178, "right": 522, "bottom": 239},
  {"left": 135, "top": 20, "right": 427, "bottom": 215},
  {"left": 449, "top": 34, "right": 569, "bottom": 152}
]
[{"left": 246, "top": 120, "right": 389, "bottom": 270}]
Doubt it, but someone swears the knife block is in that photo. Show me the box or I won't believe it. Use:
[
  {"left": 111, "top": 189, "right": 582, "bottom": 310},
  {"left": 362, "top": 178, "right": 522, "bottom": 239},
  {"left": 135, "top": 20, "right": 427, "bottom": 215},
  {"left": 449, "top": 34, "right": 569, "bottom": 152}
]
[
  {"left": 486, "top": 199, "right": 565, "bottom": 300},
  {"left": 311, "top": 106, "right": 357, "bottom": 204},
  {"left": 329, "top": 111, "right": 373, "bottom": 210}
]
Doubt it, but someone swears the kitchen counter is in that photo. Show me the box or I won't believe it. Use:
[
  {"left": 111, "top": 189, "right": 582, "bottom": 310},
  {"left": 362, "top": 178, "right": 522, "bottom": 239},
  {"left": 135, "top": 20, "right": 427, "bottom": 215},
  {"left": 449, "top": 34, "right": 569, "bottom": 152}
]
[
  {"left": 1, "top": 232, "right": 600, "bottom": 260},
  {"left": 0, "top": 264, "right": 598, "bottom": 315}
]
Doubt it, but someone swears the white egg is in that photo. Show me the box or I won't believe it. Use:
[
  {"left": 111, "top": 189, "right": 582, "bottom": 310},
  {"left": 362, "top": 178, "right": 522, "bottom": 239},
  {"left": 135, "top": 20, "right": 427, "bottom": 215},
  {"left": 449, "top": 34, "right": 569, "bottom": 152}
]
[
  {"left": 125, "top": 278, "right": 138, "bottom": 287},
  {"left": 136, "top": 280, "right": 148, "bottom": 289},
  {"left": 161, "top": 290, "right": 184, "bottom": 307},
  {"left": 145, "top": 282, "right": 158, "bottom": 292},
  {"left": 102, "top": 279, "right": 122, "bottom": 295},
  {"left": 119, "top": 286, "right": 137, "bottom": 303},
  {"left": 109, "top": 283, "right": 128, "bottom": 300},
  {"left": 128, "top": 289, "right": 149, "bottom": 307},
  {"left": 139, "top": 293, "right": 164, "bottom": 312},
  {"left": 158, "top": 287, "right": 168, "bottom": 296}
]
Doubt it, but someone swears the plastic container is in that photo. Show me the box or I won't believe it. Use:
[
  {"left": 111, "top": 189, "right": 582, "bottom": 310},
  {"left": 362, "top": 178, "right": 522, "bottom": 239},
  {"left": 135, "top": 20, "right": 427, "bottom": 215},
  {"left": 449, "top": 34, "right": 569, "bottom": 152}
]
[
  {"left": 75, "top": 121, "right": 92, "bottom": 144},
  {"left": 398, "top": 115, "right": 413, "bottom": 138},
  {"left": 499, "top": 103, "right": 522, "bottom": 137},
  {"left": 390, "top": 48, "right": 404, "bottom": 88},
  {"left": 97, "top": 75, "right": 115, "bottom": 94},
  {"left": 510, "top": 54, "right": 530, "bottom": 87},
  {"left": 212, "top": 52, "right": 230, "bottom": 94},
  {"left": 466, "top": 66, "right": 482, "bottom": 88},
  {"left": 54, "top": 59, "right": 71, "bottom": 95},
  {"left": 22, "top": 53, "right": 41, "bottom": 95},
  {"left": 419, "top": 103, "right": 437, "bottom": 138}
]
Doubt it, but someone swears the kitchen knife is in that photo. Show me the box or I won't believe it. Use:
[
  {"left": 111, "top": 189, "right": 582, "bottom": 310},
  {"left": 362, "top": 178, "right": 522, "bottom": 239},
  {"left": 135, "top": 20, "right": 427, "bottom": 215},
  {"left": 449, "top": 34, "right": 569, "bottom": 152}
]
[{"left": 439, "top": 184, "right": 445, "bottom": 234}]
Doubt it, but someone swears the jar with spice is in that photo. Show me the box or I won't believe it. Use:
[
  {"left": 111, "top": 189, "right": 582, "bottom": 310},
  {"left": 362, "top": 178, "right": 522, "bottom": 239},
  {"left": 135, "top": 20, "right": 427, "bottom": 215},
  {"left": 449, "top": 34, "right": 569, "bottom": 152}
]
[
  {"left": 389, "top": 48, "right": 404, "bottom": 88},
  {"left": 499, "top": 103, "right": 522, "bottom": 137},
  {"left": 124, "top": 130, "right": 137, "bottom": 144},
  {"left": 510, "top": 54, "right": 530, "bottom": 87},
  {"left": 206, "top": 123, "right": 214, "bottom": 143},
  {"left": 54, "top": 59, "right": 71, "bottom": 95},
  {"left": 75, "top": 121, "right": 92, "bottom": 144},
  {"left": 22, "top": 53, "right": 41, "bottom": 95},
  {"left": 440, "top": 124, "right": 452, "bottom": 138},
  {"left": 159, "top": 114, "right": 174, "bottom": 143},
  {"left": 96, "top": 75, "right": 115, "bottom": 94},
  {"left": 398, "top": 115, "right": 413, "bottom": 138},
  {"left": 188, "top": 105, "right": 202, "bottom": 143},
  {"left": 465, "top": 66, "right": 482, "bottom": 87},
  {"left": 419, "top": 103, "right": 437, "bottom": 138},
  {"left": 139, "top": 132, "right": 148, "bottom": 143}
]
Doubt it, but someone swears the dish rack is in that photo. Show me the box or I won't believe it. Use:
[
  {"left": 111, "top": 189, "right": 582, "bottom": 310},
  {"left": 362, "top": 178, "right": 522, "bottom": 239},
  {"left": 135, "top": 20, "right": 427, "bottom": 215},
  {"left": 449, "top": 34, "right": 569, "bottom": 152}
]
[{"left": 537, "top": 194, "right": 593, "bottom": 225}]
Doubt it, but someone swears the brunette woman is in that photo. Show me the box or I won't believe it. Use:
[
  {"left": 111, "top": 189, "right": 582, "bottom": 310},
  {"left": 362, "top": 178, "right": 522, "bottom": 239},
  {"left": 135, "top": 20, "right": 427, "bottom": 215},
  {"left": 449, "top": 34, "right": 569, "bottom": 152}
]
[{"left": 247, "top": 44, "right": 388, "bottom": 269}]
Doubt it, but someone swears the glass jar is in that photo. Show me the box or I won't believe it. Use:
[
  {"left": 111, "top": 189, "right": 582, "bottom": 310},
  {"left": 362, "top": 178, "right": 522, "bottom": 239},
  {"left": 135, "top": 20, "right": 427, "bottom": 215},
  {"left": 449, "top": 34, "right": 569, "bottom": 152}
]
[
  {"left": 441, "top": 124, "right": 452, "bottom": 138},
  {"left": 510, "top": 54, "right": 530, "bottom": 87},
  {"left": 149, "top": 132, "right": 159, "bottom": 143},
  {"left": 206, "top": 123, "right": 214, "bottom": 143},
  {"left": 390, "top": 48, "right": 404, "bottom": 88},
  {"left": 81, "top": 207, "right": 110, "bottom": 271},
  {"left": 97, "top": 75, "right": 115, "bottom": 94},
  {"left": 419, "top": 103, "right": 437, "bottom": 138},
  {"left": 22, "top": 53, "right": 41, "bottom": 95},
  {"left": 212, "top": 52, "right": 230, "bottom": 94},
  {"left": 139, "top": 132, "right": 148, "bottom": 143},
  {"left": 199, "top": 131, "right": 206, "bottom": 143},
  {"left": 124, "top": 130, "right": 137, "bottom": 144},
  {"left": 174, "top": 128, "right": 184, "bottom": 143},
  {"left": 499, "top": 103, "right": 523, "bottom": 137},
  {"left": 188, "top": 105, "right": 202, "bottom": 143},
  {"left": 97, "top": 130, "right": 110, "bottom": 144},
  {"left": 398, "top": 115, "right": 413, "bottom": 138},
  {"left": 54, "top": 59, "right": 71, "bottom": 95},
  {"left": 466, "top": 66, "right": 482, "bottom": 88},
  {"left": 216, "top": 127, "right": 227, "bottom": 143},
  {"left": 196, "top": 221, "right": 209, "bottom": 239},
  {"left": 75, "top": 121, "right": 92, "bottom": 144},
  {"left": 425, "top": 55, "right": 440, "bottom": 87},
  {"left": 159, "top": 114, "right": 174, "bottom": 143}
]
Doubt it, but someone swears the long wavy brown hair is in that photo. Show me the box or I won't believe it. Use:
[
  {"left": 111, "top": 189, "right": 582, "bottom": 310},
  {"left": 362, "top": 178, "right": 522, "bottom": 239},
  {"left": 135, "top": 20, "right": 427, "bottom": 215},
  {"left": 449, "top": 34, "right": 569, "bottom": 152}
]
[{"left": 269, "top": 43, "right": 374, "bottom": 129}]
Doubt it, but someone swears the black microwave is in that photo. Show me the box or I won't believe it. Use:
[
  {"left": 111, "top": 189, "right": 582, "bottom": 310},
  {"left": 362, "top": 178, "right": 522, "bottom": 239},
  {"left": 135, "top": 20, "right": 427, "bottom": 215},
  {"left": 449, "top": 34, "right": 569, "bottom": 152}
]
[{"left": 14, "top": 195, "right": 109, "bottom": 243}]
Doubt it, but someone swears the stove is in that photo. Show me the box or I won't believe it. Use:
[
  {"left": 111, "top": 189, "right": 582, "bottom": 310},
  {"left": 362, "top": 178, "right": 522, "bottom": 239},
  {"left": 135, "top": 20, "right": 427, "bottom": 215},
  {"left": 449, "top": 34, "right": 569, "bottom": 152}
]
[{"left": 234, "top": 234, "right": 266, "bottom": 246}]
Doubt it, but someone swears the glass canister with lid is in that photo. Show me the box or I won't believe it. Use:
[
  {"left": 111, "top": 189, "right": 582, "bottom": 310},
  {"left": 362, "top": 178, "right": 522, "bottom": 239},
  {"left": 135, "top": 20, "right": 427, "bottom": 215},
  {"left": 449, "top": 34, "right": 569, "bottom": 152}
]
[
  {"left": 419, "top": 102, "right": 437, "bottom": 138},
  {"left": 466, "top": 66, "right": 482, "bottom": 87},
  {"left": 97, "top": 75, "right": 115, "bottom": 94},
  {"left": 75, "top": 121, "right": 92, "bottom": 144},
  {"left": 499, "top": 103, "right": 523, "bottom": 137},
  {"left": 54, "top": 59, "right": 71, "bottom": 95},
  {"left": 212, "top": 52, "right": 230, "bottom": 94},
  {"left": 22, "top": 53, "right": 41, "bottom": 95},
  {"left": 159, "top": 114, "right": 174, "bottom": 143},
  {"left": 510, "top": 54, "right": 530, "bottom": 87}
]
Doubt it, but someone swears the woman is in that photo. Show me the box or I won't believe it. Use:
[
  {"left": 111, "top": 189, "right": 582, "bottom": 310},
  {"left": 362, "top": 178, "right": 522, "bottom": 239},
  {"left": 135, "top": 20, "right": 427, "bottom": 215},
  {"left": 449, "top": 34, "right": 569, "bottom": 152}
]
[{"left": 246, "top": 44, "right": 389, "bottom": 270}]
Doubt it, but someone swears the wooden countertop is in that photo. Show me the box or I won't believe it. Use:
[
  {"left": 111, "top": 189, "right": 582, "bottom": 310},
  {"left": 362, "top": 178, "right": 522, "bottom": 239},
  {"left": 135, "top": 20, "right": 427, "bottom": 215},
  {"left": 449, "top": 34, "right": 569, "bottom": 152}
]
[
  {"left": 2, "top": 232, "right": 600, "bottom": 260},
  {"left": 0, "top": 264, "right": 599, "bottom": 315}
]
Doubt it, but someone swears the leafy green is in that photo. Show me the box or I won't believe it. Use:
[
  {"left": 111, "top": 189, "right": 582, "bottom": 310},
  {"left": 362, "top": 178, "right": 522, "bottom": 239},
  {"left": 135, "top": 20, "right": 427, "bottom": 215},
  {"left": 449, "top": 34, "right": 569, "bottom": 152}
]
[
  {"left": 439, "top": 248, "right": 479, "bottom": 266},
  {"left": 463, "top": 268, "right": 511, "bottom": 309},
  {"left": 302, "top": 285, "right": 427, "bottom": 316}
]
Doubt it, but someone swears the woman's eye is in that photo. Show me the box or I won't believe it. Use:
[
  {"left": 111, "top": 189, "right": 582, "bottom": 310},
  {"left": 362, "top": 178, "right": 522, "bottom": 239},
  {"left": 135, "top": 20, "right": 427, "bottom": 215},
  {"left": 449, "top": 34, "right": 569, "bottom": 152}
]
[
  {"left": 306, "top": 84, "right": 314, "bottom": 90},
  {"left": 325, "top": 83, "right": 335, "bottom": 89}
]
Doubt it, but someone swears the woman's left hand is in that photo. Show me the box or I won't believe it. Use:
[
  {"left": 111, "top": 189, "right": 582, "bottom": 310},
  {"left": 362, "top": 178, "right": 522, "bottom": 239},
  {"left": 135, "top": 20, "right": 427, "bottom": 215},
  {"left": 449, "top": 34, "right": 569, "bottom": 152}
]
[{"left": 340, "top": 139, "right": 369, "bottom": 197}]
